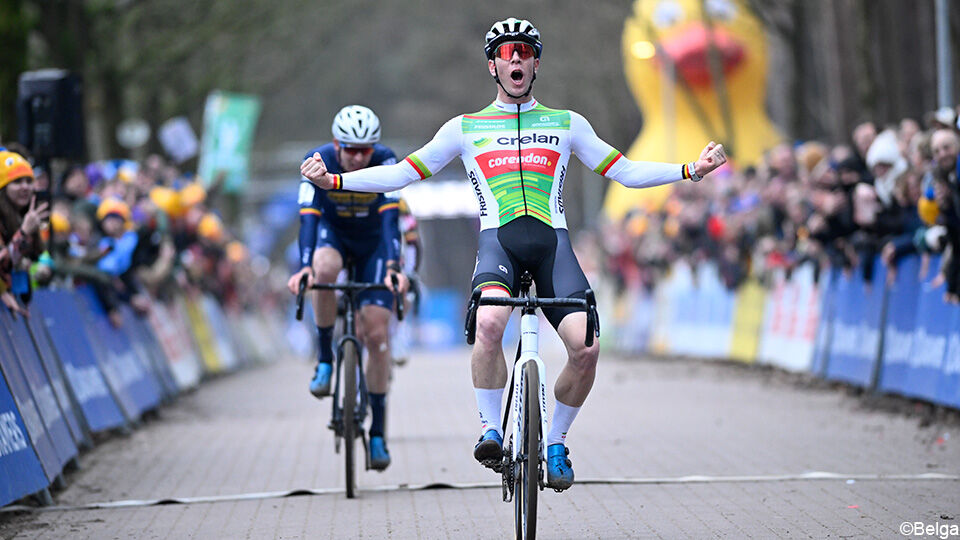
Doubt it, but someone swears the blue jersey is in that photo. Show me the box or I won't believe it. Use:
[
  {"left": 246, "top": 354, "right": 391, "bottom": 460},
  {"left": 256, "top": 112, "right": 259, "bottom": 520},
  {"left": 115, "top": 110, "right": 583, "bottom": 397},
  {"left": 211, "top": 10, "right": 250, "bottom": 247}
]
[{"left": 298, "top": 143, "right": 401, "bottom": 269}]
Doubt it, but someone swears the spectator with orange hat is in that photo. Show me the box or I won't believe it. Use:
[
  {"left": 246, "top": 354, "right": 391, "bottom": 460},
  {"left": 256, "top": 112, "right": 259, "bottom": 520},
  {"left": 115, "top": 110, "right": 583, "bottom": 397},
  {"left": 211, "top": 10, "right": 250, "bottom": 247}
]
[
  {"left": 0, "top": 149, "right": 50, "bottom": 313},
  {"left": 93, "top": 197, "right": 151, "bottom": 325}
]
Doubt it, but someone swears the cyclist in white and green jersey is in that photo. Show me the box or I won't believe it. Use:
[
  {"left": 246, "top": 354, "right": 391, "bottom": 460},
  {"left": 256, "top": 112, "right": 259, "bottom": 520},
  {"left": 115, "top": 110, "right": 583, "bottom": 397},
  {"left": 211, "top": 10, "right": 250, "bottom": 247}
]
[{"left": 301, "top": 17, "right": 727, "bottom": 491}]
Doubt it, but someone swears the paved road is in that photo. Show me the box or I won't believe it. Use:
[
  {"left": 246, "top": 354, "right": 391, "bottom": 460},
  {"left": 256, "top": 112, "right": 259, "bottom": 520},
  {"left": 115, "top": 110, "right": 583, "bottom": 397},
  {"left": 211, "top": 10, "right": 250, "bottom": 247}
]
[{"left": 2, "top": 341, "right": 959, "bottom": 539}]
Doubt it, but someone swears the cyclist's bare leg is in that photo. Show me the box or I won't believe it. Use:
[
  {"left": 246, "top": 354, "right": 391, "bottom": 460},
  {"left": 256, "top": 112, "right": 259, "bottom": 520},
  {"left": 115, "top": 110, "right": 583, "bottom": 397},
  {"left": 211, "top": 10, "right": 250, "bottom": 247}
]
[
  {"left": 358, "top": 304, "right": 393, "bottom": 393},
  {"left": 471, "top": 289, "right": 512, "bottom": 390},
  {"left": 310, "top": 247, "right": 343, "bottom": 326},
  {"left": 471, "top": 289, "right": 512, "bottom": 451},
  {"left": 554, "top": 311, "right": 599, "bottom": 407}
]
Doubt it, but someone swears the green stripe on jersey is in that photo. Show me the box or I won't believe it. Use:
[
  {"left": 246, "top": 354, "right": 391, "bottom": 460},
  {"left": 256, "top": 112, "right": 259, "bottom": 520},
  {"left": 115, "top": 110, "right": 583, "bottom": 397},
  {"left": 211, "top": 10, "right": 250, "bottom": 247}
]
[
  {"left": 461, "top": 104, "right": 571, "bottom": 133},
  {"left": 593, "top": 150, "right": 620, "bottom": 175}
]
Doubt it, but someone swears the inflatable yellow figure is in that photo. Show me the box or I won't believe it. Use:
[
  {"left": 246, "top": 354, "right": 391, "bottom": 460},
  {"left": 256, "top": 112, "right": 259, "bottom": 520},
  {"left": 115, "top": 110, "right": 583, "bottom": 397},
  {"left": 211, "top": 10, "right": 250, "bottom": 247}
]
[{"left": 605, "top": 0, "right": 782, "bottom": 219}]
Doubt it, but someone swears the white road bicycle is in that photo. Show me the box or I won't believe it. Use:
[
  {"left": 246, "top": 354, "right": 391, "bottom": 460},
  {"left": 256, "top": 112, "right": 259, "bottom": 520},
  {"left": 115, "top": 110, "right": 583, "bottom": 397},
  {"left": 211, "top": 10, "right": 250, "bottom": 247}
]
[{"left": 465, "top": 271, "right": 599, "bottom": 540}]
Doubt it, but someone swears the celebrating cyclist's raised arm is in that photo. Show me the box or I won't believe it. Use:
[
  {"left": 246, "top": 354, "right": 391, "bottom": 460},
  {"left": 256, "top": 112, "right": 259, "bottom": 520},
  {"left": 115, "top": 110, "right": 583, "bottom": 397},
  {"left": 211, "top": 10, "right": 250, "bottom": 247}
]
[
  {"left": 570, "top": 112, "right": 726, "bottom": 188},
  {"left": 301, "top": 117, "right": 463, "bottom": 192}
]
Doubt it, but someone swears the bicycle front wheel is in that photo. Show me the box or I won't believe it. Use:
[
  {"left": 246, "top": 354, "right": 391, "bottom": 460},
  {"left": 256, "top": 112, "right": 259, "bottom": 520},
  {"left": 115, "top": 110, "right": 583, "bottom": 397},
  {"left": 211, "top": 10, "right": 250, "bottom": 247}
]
[
  {"left": 515, "top": 361, "right": 540, "bottom": 540},
  {"left": 342, "top": 340, "right": 359, "bottom": 499}
]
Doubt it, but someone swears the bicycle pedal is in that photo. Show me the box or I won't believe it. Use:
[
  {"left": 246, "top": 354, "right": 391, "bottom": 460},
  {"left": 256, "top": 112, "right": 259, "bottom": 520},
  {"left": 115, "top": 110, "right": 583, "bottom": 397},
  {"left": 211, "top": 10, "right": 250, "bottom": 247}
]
[{"left": 480, "top": 458, "right": 502, "bottom": 472}]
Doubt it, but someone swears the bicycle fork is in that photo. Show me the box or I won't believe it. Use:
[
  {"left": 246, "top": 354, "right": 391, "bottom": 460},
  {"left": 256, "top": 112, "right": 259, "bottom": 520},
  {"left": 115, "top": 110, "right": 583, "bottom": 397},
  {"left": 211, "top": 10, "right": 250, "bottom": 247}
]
[{"left": 509, "top": 312, "right": 549, "bottom": 488}]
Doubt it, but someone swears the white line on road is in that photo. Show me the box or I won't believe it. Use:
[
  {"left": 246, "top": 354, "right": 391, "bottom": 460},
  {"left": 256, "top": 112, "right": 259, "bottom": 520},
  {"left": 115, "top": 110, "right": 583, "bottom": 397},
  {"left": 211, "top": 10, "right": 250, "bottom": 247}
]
[{"left": 3, "top": 471, "right": 957, "bottom": 513}]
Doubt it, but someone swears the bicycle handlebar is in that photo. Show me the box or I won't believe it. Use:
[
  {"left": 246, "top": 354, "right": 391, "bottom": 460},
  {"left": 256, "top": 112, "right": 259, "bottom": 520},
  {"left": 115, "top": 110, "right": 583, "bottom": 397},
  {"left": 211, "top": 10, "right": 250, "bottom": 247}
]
[
  {"left": 295, "top": 274, "right": 405, "bottom": 321},
  {"left": 464, "top": 288, "right": 600, "bottom": 347}
]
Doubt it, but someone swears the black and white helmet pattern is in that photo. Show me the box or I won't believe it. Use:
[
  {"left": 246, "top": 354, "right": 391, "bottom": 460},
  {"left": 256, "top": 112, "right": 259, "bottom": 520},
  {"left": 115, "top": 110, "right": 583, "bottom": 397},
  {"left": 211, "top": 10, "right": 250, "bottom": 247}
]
[
  {"left": 484, "top": 17, "right": 542, "bottom": 60},
  {"left": 331, "top": 105, "right": 381, "bottom": 145}
]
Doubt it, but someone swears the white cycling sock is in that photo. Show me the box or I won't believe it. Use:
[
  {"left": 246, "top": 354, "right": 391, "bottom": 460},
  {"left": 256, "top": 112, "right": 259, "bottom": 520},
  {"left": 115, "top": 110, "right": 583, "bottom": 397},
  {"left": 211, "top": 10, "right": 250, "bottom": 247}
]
[
  {"left": 547, "top": 401, "right": 580, "bottom": 445},
  {"left": 474, "top": 388, "right": 504, "bottom": 436}
]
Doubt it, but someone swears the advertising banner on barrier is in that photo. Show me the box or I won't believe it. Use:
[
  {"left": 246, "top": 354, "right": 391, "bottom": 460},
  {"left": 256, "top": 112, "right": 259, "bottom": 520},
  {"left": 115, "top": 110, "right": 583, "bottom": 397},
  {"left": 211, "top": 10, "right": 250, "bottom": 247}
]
[
  {"left": 810, "top": 268, "right": 839, "bottom": 377},
  {"left": 183, "top": 296, "right": 223, "bottom": 374},
  {"left": 200, "top": 295, "right": 239, "bottom": 371},
  {"left": 0, "top": 372, "right": 49, "bottom": 507},
  {"left": 25, "top": 302, "right": 86, "bottom": 445},
  {"left": 757, "top": 264, "right": 820, "bottom": 372},
  {"left": 1, "top": 311, "right": 77, "bottom": 471},
  {"left": 729, "top": 278, "right": 765, "bottom": 363},
  {"left": 73, "top": 287, "right": 159, "bottom": 419},
  {"left": 938, "top": 306, "right": 960, "bottom": 409},
  {"left": 879, "top": 256, "right": 923, "bottom": 395},
  {"left": 121, "top": 307, "right": 179, "bottom": 400},
  {"left": 32, "top": 290, "right": 126, "bottom": 432},
  {"left": 692, "top": 263, "right": 735, "bottom": 358},
  {"left": 611, "top": 288, "right": 653, "bottom": 354},
  {"left": 902, "top": 267, "right": 950, "bottom": 403},
  {"left": 0, "top": 323, "right": 60, "bottom": 482},
  {"left": 825, "top": 258, "right": 886, "bottom": 387},
  {"left": 148, "top": 302, "right": 203, "bottom": 390},
  {"left": 665, "top": 262, "right": 696, "bottom": 355}
]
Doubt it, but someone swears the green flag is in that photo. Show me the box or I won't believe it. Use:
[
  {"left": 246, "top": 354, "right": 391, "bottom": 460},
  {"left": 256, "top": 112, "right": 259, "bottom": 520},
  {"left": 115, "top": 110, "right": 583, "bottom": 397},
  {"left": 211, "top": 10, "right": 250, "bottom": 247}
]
[{"left": 198, "top": 91, "right": 261, "bottom": 194}]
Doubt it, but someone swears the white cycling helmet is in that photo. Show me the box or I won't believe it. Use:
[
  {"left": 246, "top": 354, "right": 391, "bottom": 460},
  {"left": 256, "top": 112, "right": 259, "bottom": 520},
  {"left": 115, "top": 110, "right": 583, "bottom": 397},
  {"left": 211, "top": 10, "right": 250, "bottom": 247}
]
[
  {"left": 332, "top": 105, "right": 381, "bottom": 145},
  {"left": 484, "top": 17, "right": 542, "bottom": 60}
]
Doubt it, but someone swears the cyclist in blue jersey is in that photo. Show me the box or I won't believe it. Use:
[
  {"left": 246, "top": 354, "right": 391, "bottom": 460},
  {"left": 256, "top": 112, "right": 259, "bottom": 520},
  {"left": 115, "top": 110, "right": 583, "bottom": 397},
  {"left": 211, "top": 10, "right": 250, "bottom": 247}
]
[
  {"left": 286, "top": 105, "right": 408, "bottom": 471},
  {"left": 301, "top": 20, "right": 727, "bottom": 490}
]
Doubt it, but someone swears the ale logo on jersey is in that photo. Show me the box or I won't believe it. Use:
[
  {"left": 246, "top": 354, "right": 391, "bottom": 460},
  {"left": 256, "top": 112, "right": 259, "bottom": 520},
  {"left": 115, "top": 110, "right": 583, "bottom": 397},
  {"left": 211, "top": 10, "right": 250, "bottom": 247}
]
[
  {"left": 477, "top": 149, "right": 561, "bottom": 178},
  {"left": 473, "top": 137, "right": 493, "bottom": 148}
]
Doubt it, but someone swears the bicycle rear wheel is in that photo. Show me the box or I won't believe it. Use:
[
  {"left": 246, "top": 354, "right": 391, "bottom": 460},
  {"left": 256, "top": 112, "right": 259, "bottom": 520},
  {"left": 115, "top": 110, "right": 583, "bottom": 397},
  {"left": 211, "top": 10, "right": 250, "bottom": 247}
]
[
  {"left": 514, "top": 361, "right": 540, "bottom": 540},
  {"left": 342, "top": 340, "right": 359, "bottom": 499}
]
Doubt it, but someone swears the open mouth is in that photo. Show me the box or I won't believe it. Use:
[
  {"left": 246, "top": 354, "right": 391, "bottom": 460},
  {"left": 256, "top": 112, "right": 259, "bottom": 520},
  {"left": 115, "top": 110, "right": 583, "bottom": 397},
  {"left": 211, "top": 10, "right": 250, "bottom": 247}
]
[{"left": 510, "top": 69, "right": 524, "bottom": 83}]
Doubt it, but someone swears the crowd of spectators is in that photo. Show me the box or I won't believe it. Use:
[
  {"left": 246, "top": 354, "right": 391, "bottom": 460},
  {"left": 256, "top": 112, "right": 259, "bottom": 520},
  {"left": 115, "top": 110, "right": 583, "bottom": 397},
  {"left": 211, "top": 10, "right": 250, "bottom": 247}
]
[
  {"left": 600, "top": 105, "right": 960, "bottom": 303},
  {"left": 0, "top": 144, "right": 258, "bottom": 325}
]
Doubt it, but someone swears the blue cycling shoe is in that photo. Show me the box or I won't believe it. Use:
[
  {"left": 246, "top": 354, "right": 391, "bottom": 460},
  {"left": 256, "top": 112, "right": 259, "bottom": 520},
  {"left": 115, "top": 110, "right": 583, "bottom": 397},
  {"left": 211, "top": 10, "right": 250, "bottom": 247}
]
[
  {"left": 309, "top": 362, "right": 333, "bottom": 398},
  {"left": 473, "top": 429, "right": 504, "bottom": 469},
  {"left": 545, "top": 443, "right": 574, "bottom": 491},
  {"left": 369, "top": 435, "right": 391, "bottom": 471}
]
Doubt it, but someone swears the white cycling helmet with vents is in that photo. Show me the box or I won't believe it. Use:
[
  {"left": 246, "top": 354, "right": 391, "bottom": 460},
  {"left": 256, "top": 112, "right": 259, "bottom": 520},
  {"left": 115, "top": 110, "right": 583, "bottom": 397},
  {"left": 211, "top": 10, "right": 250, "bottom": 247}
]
[
  {"left": 332, "top": 105, "right": 381, "bottom": 145},
  {"left": 484, "top": 17, "right": 542, "bottom": 60}
]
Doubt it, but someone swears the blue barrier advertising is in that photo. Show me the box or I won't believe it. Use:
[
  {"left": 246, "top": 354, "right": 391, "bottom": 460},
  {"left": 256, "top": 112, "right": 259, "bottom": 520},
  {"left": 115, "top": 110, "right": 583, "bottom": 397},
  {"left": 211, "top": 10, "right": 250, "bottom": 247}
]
[
  {"left": 122, "top": 307, "right": 179, "bottom": 400},
  {"left": 0, "top": 372, "right": 49, "bottom": 507},
  {"left": 937, "top": 306, "right": 960, "bottom": 409},
  {"left": 810, "top": 268, "right": 839, "bottom": 377},
  {"left": 32, "top": 290, "right": 127, "bottom": 432},
  {"left": 0, "top": 320, "right": 60, "bottom": 482},
  {"left": 74, "top": 286, "right": 163, "bottom": 418},
  {"left": 25, "top": 301, "right": 87, "bottom": 445},
  {"left": 825, "top": 258, "right": 886, "bottom": 387},
  {"left": 1, "top": 310, "right": 78, "bottom": 472},
  {"left": 878, "top": 256, "right": 923, "bottom": 395},
  {"left": 903, "top": 270, "right": 951, "bottom": 403}
]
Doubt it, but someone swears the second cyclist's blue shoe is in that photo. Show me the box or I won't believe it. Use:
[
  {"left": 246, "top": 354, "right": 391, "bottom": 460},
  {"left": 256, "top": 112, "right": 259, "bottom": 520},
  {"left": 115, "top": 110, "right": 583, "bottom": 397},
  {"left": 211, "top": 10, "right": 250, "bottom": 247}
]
[
  {"left": 309, "top": 362, "right": 333, "bottom": 398},
  {"left": 545, "top": 443, "right": 574, "bottom": 491},
  {"left": 369, "top": 436, "right": 391, "bottom": 471},
  {"left": 473, "top": 429, "right": 504, "bottom": 469}
]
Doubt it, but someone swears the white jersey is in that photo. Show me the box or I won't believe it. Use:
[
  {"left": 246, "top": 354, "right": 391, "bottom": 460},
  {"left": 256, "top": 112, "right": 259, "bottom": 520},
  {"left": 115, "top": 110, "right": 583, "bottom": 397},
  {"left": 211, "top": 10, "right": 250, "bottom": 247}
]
[{"left": 330, "top": 98, "right": 689, "bottom": 231}]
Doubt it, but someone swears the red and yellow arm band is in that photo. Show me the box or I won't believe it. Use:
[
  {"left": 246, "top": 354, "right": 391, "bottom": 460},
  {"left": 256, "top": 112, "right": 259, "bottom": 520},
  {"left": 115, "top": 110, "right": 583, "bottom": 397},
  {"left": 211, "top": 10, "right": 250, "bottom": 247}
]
[
  {"left": 331, "top": 174, "right": 343, "bottom": 190},
  {"left": 299, "top": 208, "right": 322, "bottom": 217}
]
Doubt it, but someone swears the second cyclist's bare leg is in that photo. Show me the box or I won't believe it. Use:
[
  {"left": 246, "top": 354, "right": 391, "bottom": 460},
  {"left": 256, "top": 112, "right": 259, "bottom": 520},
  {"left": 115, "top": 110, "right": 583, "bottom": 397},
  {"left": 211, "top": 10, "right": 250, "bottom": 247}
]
[
  {"left": 471, "top": 289, "right": 512, "bottom": 464},
  {"left": 308, "top": 247, "right": 342, "bottom": 398},
  {"left": 359, "top": 303, "right": 394, "bottom": 470},
  {"left": 359, "top": 304, "right": 393, "bottom": 394}
]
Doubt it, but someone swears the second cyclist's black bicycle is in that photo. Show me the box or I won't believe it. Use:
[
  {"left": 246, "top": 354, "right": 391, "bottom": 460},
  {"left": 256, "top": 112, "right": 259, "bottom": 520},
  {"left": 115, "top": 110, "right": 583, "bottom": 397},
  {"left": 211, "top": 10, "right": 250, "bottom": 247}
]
[{"left": 296, "top": 273, "right": 403, "bottom": 499}]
